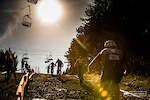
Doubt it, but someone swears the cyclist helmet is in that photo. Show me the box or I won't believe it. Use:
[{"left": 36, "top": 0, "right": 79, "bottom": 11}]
[{"left": 104, "top": 40, "right": 116, "bottom": 48}]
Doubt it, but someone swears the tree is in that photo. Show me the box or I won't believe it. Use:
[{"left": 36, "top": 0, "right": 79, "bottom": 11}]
[{"left": 65, "top": 0, "right": 150, "bottom": 76}]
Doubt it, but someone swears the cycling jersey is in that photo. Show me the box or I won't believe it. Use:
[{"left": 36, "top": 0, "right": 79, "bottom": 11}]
[
  {"left": 99, "top": 48, "right": 124, "bottom": 64},
  {"left": 99, "top": 48, "right": 125, "bottom": 84}
]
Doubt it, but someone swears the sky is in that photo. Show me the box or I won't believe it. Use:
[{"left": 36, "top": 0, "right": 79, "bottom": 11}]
[{"left": 0, "top": 0, "right": 91, "bottom": 74}]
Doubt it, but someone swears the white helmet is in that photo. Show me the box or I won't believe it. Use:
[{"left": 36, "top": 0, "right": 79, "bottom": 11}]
[{"left": 104, "top": 40, "right": 116, "bottom": 48}]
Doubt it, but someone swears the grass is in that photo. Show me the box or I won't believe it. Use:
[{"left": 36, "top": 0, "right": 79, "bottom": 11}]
[
  {"left": 0, "top": 73, "right": 23, "bottom": 100},
  {"left": 82, "top": 72, "right": 150, "bottom": 99},
  {"left": 119, "top": 74, "right": 150, "bottom": 92}
]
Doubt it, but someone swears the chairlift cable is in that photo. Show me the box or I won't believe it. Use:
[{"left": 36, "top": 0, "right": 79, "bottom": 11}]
[
  {"left": 0, "top": 3, "right": 33, "bottom": 21},
  {"left": 0, "top": 48, "right": 66, "bottom": 54},
  {"left": 15, "top": 52, "right": 65, "bottom": 56},
  {"left": 9, "top": 47, "right": 66, "bottom": 53}
]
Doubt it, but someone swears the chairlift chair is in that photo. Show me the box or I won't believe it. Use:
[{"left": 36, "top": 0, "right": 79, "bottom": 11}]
[
  {"left": 22, "top": 5, "right": 32, "bottom": 27},
  {"left": 24, "top": 60, "right": 28, "bottom": 63},
  {"left": 22, "top": 15, "right": 32, "bottom": 27},
  {"left": 46, "top": 55, "right": 53, "bottom": 61},
  {"left": 48, "top": 58, "right": 53, "bottom": 61},
  {"left": 22, "top": 50, "right": 29, "bottom": 60},
  {"left": 45, "top": 60, "right": 49, "bottom": 63},
  {"left": 27, "top": 0, "right": 38, "bottom": 4},
  {"left": 23, "top": 55, "right": 29, "bottom": 59},
  {"left": 23, "top": 54, "right": 29, "bottom": 60},
  {"left": 45, "top": 52, "right": 53, "bottom": 63}
]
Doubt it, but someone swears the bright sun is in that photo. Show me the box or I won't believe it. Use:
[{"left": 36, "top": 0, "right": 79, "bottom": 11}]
[{"left": 37, "top": 0, "right": 62, "bottom": 23}]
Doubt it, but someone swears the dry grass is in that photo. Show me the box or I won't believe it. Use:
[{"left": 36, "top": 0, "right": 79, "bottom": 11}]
[
  {"left": 83, "top": 73, "right": 150, "bottom": 99},
  {"left": 0, "top": 73, "right": 23, "bottom": 100}
]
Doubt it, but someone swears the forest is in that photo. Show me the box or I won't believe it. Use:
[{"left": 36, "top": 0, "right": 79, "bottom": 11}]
[{"left": 64, "top": 0, "right": 150, "bottom": 76}]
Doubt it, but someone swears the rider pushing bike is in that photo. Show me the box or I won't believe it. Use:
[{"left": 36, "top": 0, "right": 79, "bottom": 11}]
[{"left": 88, "top": 40, "right": 129, "bottom": 100}]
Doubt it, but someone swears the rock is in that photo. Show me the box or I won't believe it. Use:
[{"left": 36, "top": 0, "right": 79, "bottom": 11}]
[{"left": 23, "top": 74, "right": 94, "bottom": 100}]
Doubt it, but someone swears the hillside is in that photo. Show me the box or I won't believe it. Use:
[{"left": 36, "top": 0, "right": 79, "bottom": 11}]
[{"left": 0, "top": 73, "right": 150, "bottom": 100}]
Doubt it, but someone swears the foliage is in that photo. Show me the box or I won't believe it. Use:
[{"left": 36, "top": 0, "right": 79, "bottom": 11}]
[
  {"left": 65, "top": 0, "right": 150, "bottom": 76},
  {"left": 0, "top": 48, "right": 18, "bottom": 71},
  {"left": 0, "top": 73, "right": 22, "bottom": 100},
  {"left": 120, "top": 74, "right": 150, "bottom": 92}
]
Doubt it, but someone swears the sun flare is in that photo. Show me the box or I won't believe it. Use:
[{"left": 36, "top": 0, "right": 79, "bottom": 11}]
[{"left": 37, "top": 0, "right": 62, "bottom": 23}]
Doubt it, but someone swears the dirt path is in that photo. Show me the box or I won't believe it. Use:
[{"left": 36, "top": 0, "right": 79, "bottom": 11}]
[
  {"left": 1, "top": 73, "right": 148, "bottom": 100},
  {"left": 24, "top": 74, "right": 96, "bottom": 100}
]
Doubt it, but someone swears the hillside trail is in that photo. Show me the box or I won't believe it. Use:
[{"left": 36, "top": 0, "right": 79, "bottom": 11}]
[
  {"left": 24, "top": 74, "right": 98, "bottom": 100},
  {"left": 1, "top": 73, "right": 149, "bottom": 100}
]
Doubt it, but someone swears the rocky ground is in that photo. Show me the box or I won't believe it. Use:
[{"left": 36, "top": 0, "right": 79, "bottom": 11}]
[
  {"left": 24, "top": 74, "right": 95, "bottom": 100},
  {"left": 0, "top": 73, "right": 97, "bottom": 100},
  {"left": 0, "top": 72, "right": 150, "bottom": 100}
]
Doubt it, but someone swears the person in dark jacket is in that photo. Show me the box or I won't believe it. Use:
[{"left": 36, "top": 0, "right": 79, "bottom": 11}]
[
  {"left": 88, "top": 40, "right": 129, "bottom": 99},
  {"left": 55, "top": 59, "right": 63, "bottom": 75}
]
